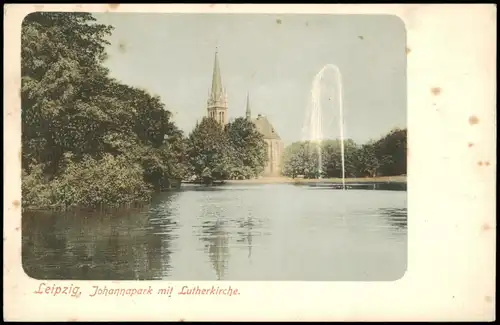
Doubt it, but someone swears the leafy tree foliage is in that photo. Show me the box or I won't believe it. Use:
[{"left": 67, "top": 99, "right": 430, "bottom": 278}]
[
  {"left": 51, "top": 154, "right": 153, "bottom": 208},
  {"left": 372, "top": 128, "right": 407, "bottom": 176},
  {"left": 281, "top": 128, "right": 407, "bottom": 179},
  {"left": 185, "top": 117, "right": 270, "bottom": 183},
  {"left": 282, "top": 141, "right": 320, "bottom": 178},
  {"left": 319, "top": 139, "right": 359, "bottom": 178},
  {"left": 354, "top": 141, "right": 381, "bottom": 177},
  {"left": 21, "top": 12, "right": 187, "bottom": 208},
  {"left": 21, "top": 13, "right": 113, "bottom": 175},
  {"left": 186, "top": 117, "right": 234, "bottom": 184},
  {"left": 224, "top": 117, "right": 268, "bottom": 179}
]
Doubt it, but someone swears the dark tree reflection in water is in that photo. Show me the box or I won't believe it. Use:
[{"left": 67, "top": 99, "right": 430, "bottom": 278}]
[
  {"left": 22, "top": 193, "right": 180, "bottom": 280},
  {"left": 145, "top": 192, "right": 180, "bottom": 279}
]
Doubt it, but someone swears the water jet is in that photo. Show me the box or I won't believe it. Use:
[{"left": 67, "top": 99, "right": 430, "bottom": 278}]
[{"left": 302, "top": 64, "right": 346, "bottom": 190}]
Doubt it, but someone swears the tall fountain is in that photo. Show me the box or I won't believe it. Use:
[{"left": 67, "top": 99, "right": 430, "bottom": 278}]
[{"left": 302, "top": 64, "right": 346, "bottom": 190}]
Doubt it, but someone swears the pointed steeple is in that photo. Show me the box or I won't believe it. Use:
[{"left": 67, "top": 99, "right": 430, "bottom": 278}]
[
  {"left": 207, "top": 47, "right": 228, "bottom": 126},
  {"left": 245, "top": 92, "right": 251, "bottom": 120},
  {"left": 211, "top": 48, "right": 223, "bottom": 100}
]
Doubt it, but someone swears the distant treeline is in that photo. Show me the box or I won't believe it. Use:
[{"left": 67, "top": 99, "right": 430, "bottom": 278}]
[
  {"left": 21, "top": 13, "right": 267, "bottom": 209},
  {"left": 281, "top": 128, "right": 407, "bottom": 179}
]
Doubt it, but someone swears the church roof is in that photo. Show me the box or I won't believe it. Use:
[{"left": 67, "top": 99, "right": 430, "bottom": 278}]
[{"left": 252, "top": 115, "right": 281, "bottom": 140}]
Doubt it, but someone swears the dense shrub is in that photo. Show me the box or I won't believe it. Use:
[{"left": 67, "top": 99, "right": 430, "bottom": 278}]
[
  {"left": 22, "top": 164, "right": 54, "bottom": 209},
  {"left": 51, "top": 154, "right": 152, "bottom": 208}
]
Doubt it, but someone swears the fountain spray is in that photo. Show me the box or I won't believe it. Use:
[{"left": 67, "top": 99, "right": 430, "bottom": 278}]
[{"left": 303, "top": 64, "right": 346, "bottom": 190}]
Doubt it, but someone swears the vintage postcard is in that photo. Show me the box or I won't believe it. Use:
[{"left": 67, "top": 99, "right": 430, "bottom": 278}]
[{"left": 4, "top": 4, "right": 496, "bottom": 322}]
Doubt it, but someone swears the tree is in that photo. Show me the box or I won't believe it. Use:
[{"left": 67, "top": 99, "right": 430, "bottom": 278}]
[
  {"left": 112, "top": 85, "right": 189, "bottom": 189},
  {"left": 281, "top": 129, "right": 407, "bottom": 180},
  {"left": 51, "top": 154, "right": 152, "bottom": 208},
  {"left": 320, "top": 139, "right": 360, "bottom": 178},
  {"left": 187, "top": 118, "right": 232, "bottom": 184},
  {"left": 372, "top": 128, "right": 407, "bottom": 176},
  {"left": 21, "top": 12, "right": 189, "bottom": 208},
  {"left": 21, "top": 12, "right": 114, "bottom": 176},
  {"left": 281, "top": 142, "right": 303, "bottom": 178},
  {"left": 281, "top": 141, "right": 320, "bottom": 178},
  {"left": 224, "top": 117, "right": 268, "bottom": 179},
  {"left": 355, "top": 142, "right": 380, "bottom": 177},
  {"left": 319, "top": 140, "right": 342, "bottom": 178}
]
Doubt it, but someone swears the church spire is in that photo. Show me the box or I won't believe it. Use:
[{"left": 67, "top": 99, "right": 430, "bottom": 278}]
[
  {"left": 207, "top": 48, "right": 228, "bottom": 126},
  {"left": 245, "top": 92, "right": 251, "bottom": 120},
  {"left": 211, "top": 48, "right": 223, "bottom": 100}
]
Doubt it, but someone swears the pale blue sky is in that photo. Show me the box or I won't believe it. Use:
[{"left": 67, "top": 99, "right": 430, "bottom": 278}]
[{"left": 93, "top": 13, "right": 407, "bottom": 145}]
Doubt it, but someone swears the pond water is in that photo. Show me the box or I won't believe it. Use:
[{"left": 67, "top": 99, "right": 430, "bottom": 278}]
[{"left": 22, "top": 183, "right": 407, "bottom": 281}]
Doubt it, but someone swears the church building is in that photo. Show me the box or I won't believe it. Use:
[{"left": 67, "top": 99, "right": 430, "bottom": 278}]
[{"left": 206, "top": 49, "right": 284, "bottom": 177}]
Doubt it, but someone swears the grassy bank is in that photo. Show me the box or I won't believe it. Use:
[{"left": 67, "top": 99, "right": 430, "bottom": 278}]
[{"left": 225, "top": 175, "right": 407, "bottom": 185}]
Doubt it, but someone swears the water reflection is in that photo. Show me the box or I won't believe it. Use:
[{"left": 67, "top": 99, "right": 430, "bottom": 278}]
[
  {"left": 22, "top": 193, "right": 181, "bottom": 280},
  {"left": 199, "top": 219, "right": 230, "bottom": 280},
  {"left": 379, "top": 208, "right": 407, "bottom": 230},
  {"left": 236, "top": 217, "right": 254, "bottom": 259},
  {"left": 146, "top": 193, "right": 180, "bottom": 279},
  {"left": 23, "top": 184, "right": 407, "bottom": 281},
  {"left": 23, "top": 206, "right": 151, "bottom": 280}
]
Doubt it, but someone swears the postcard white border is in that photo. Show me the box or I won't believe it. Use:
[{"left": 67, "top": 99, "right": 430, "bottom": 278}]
[{"left": 4, "top": 4, "right": 496, "bottom": 321}]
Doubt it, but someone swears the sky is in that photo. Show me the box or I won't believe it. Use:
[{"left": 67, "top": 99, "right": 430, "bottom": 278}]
[{"left": 93, "top": 13, "right": 407, "bottom": 145}]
